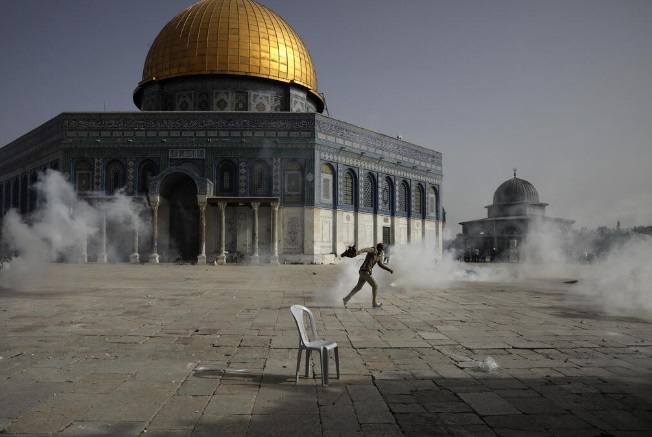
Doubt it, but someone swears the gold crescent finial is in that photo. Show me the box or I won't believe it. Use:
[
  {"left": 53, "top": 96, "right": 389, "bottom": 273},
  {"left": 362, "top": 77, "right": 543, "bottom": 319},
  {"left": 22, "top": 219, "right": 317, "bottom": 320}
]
[{"left": 513, "top": 167, "right": 517, "bottom": 178}]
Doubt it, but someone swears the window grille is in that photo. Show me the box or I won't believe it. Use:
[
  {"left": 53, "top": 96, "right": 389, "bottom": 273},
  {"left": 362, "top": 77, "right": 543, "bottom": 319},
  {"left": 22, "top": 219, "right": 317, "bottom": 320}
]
[
  {"left": 398, "top": 182, "right": 408, "bottom": 212},
  {"left": 381, "top": 178, "right": 391, "bottom": 210},
  {"left": 415, "top": 186, "right": 423, "bottom": 216},
  {"left": 251, "top": 162, "right": 269, "bottom": 196},
  {"left": 75, "top": 161, "right": 92, "bottom": 193},
  {"left": 107, "top": 162, "right": 125, "bottom": 193}
]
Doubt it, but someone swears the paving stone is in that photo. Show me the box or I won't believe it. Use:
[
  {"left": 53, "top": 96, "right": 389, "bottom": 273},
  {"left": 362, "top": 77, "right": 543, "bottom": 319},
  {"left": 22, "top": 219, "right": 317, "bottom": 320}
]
[
  {"left": 445, "top": 423, "right": 499, "bottom": 436},
  {"left": 394, "top": 412, "right": 447, "bottom": 436},
  {"left": 58, "top": 421, "right": 147, "bottom": 436},
  {"left": 147, "top": 395, "right": 210, "bottom": 430},
  {"left": 483, "top": 414, "right": 542, "bottom": 430},
  {"left": 457, "top": 392, "right": 521, "bottom": 416}
]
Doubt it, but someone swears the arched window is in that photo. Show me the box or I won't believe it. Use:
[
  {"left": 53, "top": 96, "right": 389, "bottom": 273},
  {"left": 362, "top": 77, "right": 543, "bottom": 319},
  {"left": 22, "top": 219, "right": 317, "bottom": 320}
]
[
  {"left": 428, "top": 186, "right": 438, "bottom": 216},
  {"left": 320, "top": 163, "right": 335, "bottom": 205},
  {"left": 363, "top": 173, "right": 375, "bottom": 209},
  {"left": 217, "top": 160, "right": 236, "bottom": 195},
  {"left": 343, "top": 170, "right": 355, "bottom": 207},
  {"left": 284, "top": 160, "right": 303, "bottom": 202},
  {"left": 250, "top": 160, "right": 270, "bottom": 196},
  {"left": 381, "top": 177, "right": 393, "bottom": 212},
  {"left": 414, "top": 185, "right": 424, "bottom": 217},
  {"left": 139, "top": 160, "right": 158, "bottom": 194},
  {"left": 75, "top": 161, "right": 92, "bottom": 192},
  {"left": 106, "top": 160, "right": 126, "bottom": 193},
  {"left": 397, "top": 181, "right": 409, "bottom": 213},
  {"left": 500, "top": 225, "right": 521, "bottom": 235}
]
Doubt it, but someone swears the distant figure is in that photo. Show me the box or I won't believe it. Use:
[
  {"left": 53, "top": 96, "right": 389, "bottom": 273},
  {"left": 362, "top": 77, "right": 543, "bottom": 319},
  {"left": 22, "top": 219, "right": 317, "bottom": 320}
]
[
  {"left": 383, "top": 245, "right": 391, "bottom": 264},
  {"left": 341, "top": 243, "right": 393, "bottom": 309}
]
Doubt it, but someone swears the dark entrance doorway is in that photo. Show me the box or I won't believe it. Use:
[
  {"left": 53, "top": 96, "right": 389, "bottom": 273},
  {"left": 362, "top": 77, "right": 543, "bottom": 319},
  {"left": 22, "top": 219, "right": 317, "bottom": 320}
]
[
  {"left": 382, "top": 226, "right": 391, "bottom": 246},
  {"left": 161, "top": 173, "right": 199, "bottom": 262}
]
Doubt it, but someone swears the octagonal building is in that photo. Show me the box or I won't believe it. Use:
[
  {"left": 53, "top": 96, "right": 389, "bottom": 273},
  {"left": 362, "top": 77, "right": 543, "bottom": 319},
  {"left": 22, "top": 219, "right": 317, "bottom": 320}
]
[
  {"left": 459, "top": 171, "right": 574, "bottom": 262},
  {"left": 0, "top": 0, "right": 444, "bottom": 264}
]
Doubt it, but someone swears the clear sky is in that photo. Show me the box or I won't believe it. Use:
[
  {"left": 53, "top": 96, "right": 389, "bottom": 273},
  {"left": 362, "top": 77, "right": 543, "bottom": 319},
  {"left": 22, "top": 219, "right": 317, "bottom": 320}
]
[{"left": 2, "top": 0, "right": 651, "bottom": 236}]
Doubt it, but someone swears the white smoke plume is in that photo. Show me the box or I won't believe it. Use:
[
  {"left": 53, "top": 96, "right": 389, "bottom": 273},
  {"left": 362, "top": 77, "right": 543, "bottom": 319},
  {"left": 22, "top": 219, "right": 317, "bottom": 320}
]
[
  {"left": 1, "top": 170, "right": 149, "bottom": 289},
  {"left": 328, "top": 231, "right": 651, "bottom": 319},
  {"left": 574, "top": 235, "right": 652, "bottom": 318}
]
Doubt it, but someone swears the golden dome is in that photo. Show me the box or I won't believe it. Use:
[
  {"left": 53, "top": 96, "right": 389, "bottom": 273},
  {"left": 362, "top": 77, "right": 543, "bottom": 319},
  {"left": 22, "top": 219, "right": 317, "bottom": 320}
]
[{"left": 135, "top": 0, "right": 322, "bottom": 105}]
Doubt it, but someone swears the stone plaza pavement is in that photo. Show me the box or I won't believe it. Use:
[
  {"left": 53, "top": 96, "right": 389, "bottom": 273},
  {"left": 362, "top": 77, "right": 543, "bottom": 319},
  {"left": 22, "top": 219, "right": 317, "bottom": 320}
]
[{"left": 1, "top": 263, "right": 651, "bottom": 436}]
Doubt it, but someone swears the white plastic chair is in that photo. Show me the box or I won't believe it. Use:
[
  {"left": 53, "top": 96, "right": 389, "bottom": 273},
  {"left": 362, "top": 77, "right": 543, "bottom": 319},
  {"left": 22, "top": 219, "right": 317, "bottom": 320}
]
[{"left": 290, "top": 305, "right": 340, "bottom": 386}]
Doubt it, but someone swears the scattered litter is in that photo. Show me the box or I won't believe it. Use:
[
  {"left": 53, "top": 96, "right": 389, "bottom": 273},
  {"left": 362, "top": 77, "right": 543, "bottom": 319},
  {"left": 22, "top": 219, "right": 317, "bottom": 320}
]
[
  {"left": 456, "top": 356, "right": 500, "bottom": 372},
  {"left": 479, "top": 356, "right": 500, "bottom": 372}
]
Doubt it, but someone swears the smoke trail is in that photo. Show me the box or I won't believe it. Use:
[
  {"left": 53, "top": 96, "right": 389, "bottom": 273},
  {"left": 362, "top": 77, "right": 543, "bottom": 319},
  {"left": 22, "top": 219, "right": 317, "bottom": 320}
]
[
  {"left": 574, "top": 235, "right": 652, "bottom": 318},
  {"left": 0, "top": 170, "right": 148, "bottom": 289}
]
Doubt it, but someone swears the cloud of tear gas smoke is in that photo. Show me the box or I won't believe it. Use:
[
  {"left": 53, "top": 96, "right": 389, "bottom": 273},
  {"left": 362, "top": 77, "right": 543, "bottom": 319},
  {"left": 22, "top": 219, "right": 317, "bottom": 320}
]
[
  {"left": 0, "top": 170, "right": 148, "bottom": 289},
  {"left": 521, "top": 220, "right": 573, "bottom": 264},
  {"left": 323, "top": 243, "right": 513, "bottom": 307},
  {"left": 386, "top": 244, "right": 515, "bottom": 289},
  {"left": 325, "top": 228, "right": 651, "bottom": 318},
  {"left": 519, "top": 222, "right": 652, "bottom": 317},
  {"left": 574, "top": 235, "right": 652, "bottom": 318}
]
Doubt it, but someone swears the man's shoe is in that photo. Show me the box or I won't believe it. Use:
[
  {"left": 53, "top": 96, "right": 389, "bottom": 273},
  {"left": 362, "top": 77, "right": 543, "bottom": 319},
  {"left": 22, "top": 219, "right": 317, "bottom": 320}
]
[
  {"left": 343, "top": 298, "right": 349, "bottom": 308},
  {"left": 372, "top": 302, "right": 383, "bottom": 308}
]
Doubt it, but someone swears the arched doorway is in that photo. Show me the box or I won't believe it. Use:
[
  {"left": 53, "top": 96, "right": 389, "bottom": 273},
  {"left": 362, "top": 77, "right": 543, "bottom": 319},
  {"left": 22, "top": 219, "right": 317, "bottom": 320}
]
[{"left": 161, "top": 173, "right": 199, "bottom": 262}]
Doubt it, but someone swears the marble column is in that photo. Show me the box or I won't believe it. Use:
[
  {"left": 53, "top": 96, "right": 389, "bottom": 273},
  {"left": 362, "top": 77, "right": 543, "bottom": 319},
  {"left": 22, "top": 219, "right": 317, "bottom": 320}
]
[
  {"left": 149, "top": 195, "right": 160, "bottom": 263},
  {"left": 97, "top": 210, "right": 108, "bottom": 263},
  {"left": 197, "top": 196, "right": 207, "bottom": 264},
  {"left": 78, "top": 233, "right": 88, "bottom": 264},
  {"left": 270, "top": 201, "right": 280, "bottom": 265},
  {"left": 250, "top": 202, "right": 260, "bottom": 265},
  {"left": 73, "top": 204, "right": 87, "bottom": 264},
  {"left": 217, "top": 202, "right": 227, "bottom": 265},
  {"left": 130, "top": 219, "right": 140, "bottom": 264}
]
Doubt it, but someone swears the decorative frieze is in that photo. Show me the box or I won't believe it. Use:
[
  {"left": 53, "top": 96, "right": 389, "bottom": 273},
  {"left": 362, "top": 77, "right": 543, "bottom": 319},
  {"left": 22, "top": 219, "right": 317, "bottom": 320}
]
[
  {"left": 319, "top": 151, "right": 441, "bottom": 185},
  {"left": 61, "top": 113, "right": 316, "bottom": 131},
  {"left": 315, "top": 118, "right": 442, "bottom": 170},
  {"left": 169, "top": 149, "right": 205, "bottom": 159}
]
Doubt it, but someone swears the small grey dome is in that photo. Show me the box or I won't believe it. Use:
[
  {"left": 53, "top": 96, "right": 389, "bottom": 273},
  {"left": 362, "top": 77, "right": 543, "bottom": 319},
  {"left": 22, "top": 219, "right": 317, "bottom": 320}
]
[{"left": 493, "top": 177, "right": 539, "bottom": 204}]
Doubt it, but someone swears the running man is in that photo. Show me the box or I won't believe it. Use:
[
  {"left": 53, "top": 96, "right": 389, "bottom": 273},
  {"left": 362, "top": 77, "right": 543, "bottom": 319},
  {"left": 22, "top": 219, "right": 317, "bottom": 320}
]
[{"left": 342, "top": 243, "right": 393, "bottom": 308}]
